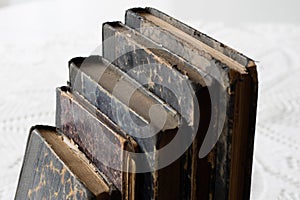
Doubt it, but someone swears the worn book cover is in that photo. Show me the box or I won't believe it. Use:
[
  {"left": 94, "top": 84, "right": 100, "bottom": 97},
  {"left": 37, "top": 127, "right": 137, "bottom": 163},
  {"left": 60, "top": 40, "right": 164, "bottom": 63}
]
[
  {"left": 68, "top": 56, "right": 179, "bottom": 147},
  {"left": 125, "top": 7, "right": 258, "bottom": 200},
  {"left": 102, "top": 21, "right": 218, "bottom": 200},
  {"left": 15, "top": 125, "right": 117, "bottom": 200},
  {"left": 68, "top": 57, "right": 185, "bottom": 200},
  {"left": 56, "top": 87, "right": 136, "bottom": 200}
]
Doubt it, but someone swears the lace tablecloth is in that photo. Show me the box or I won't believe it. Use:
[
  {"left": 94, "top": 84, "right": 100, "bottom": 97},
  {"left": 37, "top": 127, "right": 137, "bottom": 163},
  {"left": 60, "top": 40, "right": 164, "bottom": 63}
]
[{"left": 0, "top": 1, "right": 299, "bottom": 199}]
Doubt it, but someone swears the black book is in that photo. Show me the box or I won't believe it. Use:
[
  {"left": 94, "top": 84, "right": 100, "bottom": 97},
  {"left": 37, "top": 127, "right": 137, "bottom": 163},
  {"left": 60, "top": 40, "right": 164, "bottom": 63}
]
[
  {"left": 67, "top": 57, "right": 187, "bottom": 200},
  {"left": 125, "top": 8, "right": 258, "bottom": 200},
  {"left": 56, "top": 87, "right": 137, "bottom": 200},
  {"left": 102, "top": 21, "right": 215, "bottom": 200},
  {"left": 15, "top": 125, "right": 117, "bottom": 200}
]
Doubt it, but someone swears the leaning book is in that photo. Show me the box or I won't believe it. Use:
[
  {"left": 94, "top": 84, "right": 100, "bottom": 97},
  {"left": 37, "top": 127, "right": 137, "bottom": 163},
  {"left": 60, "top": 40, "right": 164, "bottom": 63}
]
[{"left": 15, "top": 125, "right": 118, "bottom": 200}]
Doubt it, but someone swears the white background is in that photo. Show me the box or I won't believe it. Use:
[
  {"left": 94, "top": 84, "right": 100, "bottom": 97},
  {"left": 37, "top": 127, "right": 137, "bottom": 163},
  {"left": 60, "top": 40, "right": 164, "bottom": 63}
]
[{"left": 0, "top": 0, "right": 299, "bottom": 199}]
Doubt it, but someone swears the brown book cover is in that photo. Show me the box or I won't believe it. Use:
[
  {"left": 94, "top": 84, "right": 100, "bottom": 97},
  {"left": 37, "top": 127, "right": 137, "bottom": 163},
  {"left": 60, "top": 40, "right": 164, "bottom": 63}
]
[
  {"left": 125, "top": 7, "right": 258, "bottom": 200},
  {"left": 15, "top": 125, "right": 117, "bottom": 200}
]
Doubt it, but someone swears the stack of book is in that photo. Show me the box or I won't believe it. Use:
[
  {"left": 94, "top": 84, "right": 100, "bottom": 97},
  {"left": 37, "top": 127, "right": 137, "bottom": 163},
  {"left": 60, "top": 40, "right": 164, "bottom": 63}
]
[{"left": 15, "top": 7, "right": 258, "bottom": 200}]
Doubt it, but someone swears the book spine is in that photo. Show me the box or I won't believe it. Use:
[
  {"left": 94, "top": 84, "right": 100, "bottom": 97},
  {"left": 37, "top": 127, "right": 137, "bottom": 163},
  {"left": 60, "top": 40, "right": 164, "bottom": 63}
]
[
  {"left": 15, "top": 128, "right": 96, "bottom": 200},
  {"left": 227, "top": 68, "right": 258, "bottom": 200},
  {"left": 244, "top": 66, "right": 258, "bottom": 200}
]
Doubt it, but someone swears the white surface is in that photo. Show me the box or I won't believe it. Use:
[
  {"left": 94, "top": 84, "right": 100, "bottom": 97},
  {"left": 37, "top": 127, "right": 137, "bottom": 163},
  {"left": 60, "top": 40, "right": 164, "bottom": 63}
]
[
  {"left": 0, "top": 1, "right": 300, "bottom": 199},
  {"left": 172, "top": 0, "right": 300, "bottom": 24}
]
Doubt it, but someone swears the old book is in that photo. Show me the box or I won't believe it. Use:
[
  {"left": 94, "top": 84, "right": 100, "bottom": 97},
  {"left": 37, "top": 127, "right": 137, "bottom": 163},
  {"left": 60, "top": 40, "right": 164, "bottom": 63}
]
[
  {"left": 102, "top": 21, "right": 216, "bottom": 200},
  {"left": 68, "top": 56, "right": 179, "bottom": 137},
  {"left": 67, "top": 57, "right": 185, "bottom": 200},
  {"left": 56, "top": 87, "right": 136, "bottom": 200},
  {"left": 15, "top": 125, "right": 117, "bottom": 200},
  {"left": 125, "top": 7, "right": 258, "bottom": 200}
]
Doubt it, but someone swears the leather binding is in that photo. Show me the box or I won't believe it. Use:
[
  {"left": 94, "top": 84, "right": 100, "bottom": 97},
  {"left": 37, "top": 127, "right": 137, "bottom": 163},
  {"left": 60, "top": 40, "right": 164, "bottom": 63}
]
[
  {"left": 15, "top": 7, "right": 258, "bottom": 200},
  {"left": 56, "top": 87, "right": 135, "bottom": 200},
  {"left": 102, "top": 21, "right": 217, "bottom": 200},
  {"left": 124, "top": 8, "right": 258, "bottom": 200},
  {"left": 67, "top": 57, "right": 185, "bottom": 200},
  {"left": 15, "top": 125, "right": 117, "bottom": 200}
]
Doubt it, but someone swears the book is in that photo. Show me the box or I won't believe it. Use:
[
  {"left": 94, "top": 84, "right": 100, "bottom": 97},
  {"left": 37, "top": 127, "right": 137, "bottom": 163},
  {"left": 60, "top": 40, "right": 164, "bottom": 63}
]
[
  {"left": 125, "top": 7, "right": 258, "bottom": 200},
  {"left": 102, "top": 21, "right": 217, "bottom": 200},
  {"left": 14, "top": 7, "right": 258, "bottom": 200},
  {"left": 68, "top": 56, "right": 179, "bottom": 137},
  {"left": 15, "top": 125, "right": 117, "bottom": 200},
  {"left": 67, "top": 57, "right": 186, "bottom": 200},
  {"left": 56, "top": 87, "right": 137, "bottom": 200}
]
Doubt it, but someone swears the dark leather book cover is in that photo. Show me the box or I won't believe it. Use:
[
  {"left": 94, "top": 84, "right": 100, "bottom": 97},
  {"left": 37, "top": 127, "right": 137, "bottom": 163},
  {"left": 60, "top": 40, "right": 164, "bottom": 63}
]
[
  {"left": 102, "top": 22, "right": 218, "bottom": 200},
  {"left": 56, "top": 87, "right": 135, "bottom": 200},
  {"left": 125, "top": 8, "right": 258, "bottom": 200},
  {"left": 68, "top": 56, "right": 179, "bottom": 140},
  {"left": 15, "top": 125, "right": 117, "bottom": 200},
  {"left": 67, "top": 57, "right": 184, "bottom": 200}
]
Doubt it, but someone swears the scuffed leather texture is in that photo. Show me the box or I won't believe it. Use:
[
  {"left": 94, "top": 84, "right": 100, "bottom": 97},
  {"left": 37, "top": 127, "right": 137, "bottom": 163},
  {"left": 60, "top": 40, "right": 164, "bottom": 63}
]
[
  {"left": 1, "top": 2, "right": 299, "bottom": 199},
  {"left": 15, "top": 128, "right": 95, "bottom": 200}
]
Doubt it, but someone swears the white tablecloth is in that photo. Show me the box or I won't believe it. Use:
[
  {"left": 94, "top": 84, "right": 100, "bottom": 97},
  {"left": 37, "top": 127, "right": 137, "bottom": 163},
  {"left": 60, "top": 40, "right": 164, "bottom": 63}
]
[{"left": 0, "top": 1, "right": 299, "bottom": 199}]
